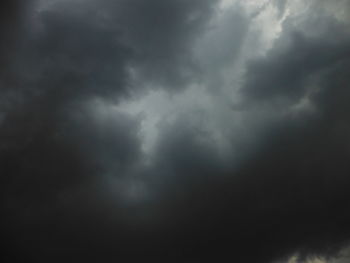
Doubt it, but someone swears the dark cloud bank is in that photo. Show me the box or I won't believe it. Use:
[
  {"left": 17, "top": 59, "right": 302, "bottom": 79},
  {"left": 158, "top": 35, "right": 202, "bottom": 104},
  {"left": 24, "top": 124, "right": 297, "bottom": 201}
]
[{"left": 1, "top": 0, "right": 350, "bottom": 262}]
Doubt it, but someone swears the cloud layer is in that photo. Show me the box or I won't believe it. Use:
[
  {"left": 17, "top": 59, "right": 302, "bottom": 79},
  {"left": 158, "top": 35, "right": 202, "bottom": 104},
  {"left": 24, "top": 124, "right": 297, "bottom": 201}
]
[{"left": 1, "top": 0, "right": 350, "bottom": 262}]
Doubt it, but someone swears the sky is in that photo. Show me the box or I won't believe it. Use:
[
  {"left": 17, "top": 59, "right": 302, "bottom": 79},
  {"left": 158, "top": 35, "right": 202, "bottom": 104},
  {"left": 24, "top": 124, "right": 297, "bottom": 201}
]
[{"left": 1, "top": 0, "right": 350, "bottom": 262}]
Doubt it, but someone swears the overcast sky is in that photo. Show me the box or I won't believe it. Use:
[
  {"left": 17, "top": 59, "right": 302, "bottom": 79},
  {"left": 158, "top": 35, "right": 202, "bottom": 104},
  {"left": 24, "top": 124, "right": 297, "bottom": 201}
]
[{"left": 1, "top": 0, "right": 350, "bottom": 262}]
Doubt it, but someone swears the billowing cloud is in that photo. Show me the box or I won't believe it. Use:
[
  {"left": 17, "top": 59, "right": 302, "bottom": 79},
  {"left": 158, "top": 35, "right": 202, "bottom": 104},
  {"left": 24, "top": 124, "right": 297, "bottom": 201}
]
[{"left": 1, "top": 0, "right": 350, "bottom": 262}]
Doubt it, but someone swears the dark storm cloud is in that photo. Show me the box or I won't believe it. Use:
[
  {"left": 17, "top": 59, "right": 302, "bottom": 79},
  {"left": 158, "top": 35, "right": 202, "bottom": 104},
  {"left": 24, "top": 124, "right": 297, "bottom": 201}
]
[
  {"left": 63, "top": 103, "right": 142, "bottom": 175},
  {"left": 122, "top": 5, "right": 350, "bottom": 262},
  {"left": 129, "top": 55, "right": 350, "bottom": 261},
  {"left": 0, "top": 0, "right": 136, "bottom": 209},
  {"left": 1, "top": 0, "right": 350, "bottom": 263},
  {"left": 0, "top": 0, "right": 219, "bottom": 189},
  {"left": 64, "top": 0, "right": 220, "bottom": 90},
  {"left": 0, "top": 0, "right": 33, "bottom": 115},
  {"left": 242, "top": 19, "right": 350, "bottom": 102},
  {"left": 2, "top": 0, "right": 218, "bottom": 109},
  {"left": 0, "top": 0, "right": 26, "bottom": 50},
  {"left": 0, "top": 0, "right": 219, "bottom": 261},
  {"left": 116, "top": 0, "right": 219, "bottom": 89}
]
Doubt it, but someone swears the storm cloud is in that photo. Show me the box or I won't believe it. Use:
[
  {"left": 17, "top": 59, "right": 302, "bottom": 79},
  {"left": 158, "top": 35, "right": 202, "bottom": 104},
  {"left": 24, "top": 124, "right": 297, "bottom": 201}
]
[{"left": 1, "top": 0, "right": 350, "bottom": 262}]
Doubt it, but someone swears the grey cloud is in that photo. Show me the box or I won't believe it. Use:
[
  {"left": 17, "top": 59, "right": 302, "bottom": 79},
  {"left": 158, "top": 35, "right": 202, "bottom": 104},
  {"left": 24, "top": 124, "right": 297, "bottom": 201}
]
[
  {"left": 116, "top": 0, "right": 219, "bottom": 89},
  {"left": 196, "top": 4, "right": 250, "bottom": 89},
  {"left": 63, "top": 102, "right": 142, "bottom": 176},
  {"left": 0, "top": 0, "right": 220, "bottom": 261},
  {"left": 242, "top": 19, "right": 350, "bottom": 102},
  {"left": 274, "top": 0, "right": 288, "bottom": 18},
  {"left": 1, "top": 1, "right": 350, "bottom": 263}
]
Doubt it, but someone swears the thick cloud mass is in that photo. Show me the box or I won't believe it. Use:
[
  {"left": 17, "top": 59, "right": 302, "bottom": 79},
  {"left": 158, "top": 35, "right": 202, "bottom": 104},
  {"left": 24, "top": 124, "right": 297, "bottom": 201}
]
[{"left": 1, "top": 0, "right": 350, "bottom": 262}]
